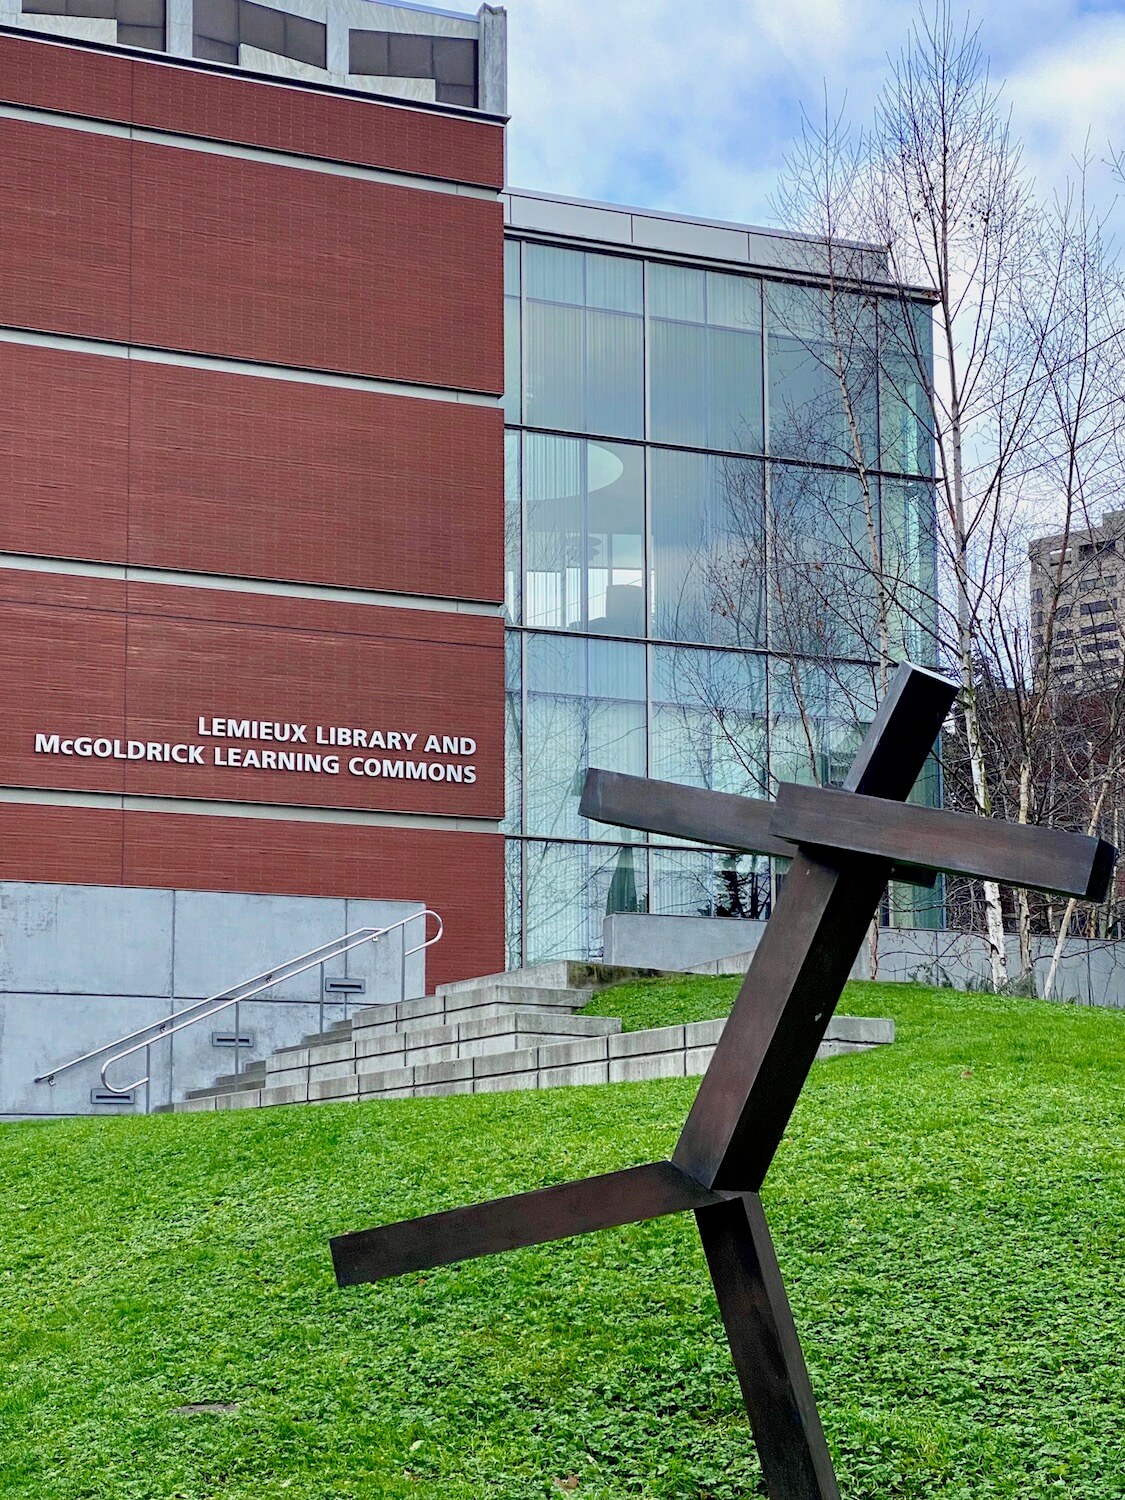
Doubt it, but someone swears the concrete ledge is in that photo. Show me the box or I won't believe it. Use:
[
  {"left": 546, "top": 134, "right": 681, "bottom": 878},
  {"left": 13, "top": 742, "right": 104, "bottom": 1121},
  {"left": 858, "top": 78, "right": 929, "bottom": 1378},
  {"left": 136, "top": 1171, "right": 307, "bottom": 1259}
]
[
  {"left": 609, "top": 1025, "right": 685, "bottom": 1059},
  {"left": 610, "top": 1052, "right": 686, "bottom": 1083},
  {"left": 358, "top": 1063, "right": 414, "bottom": 1095},
  {"left": 309, "top": 1075, "right": 359, "bottom": 1102},
  {"left": 213, "top": 1088, "right": 261, "bottom": 1109},
  {"left": 260, "top": 1081, "right": 308, "bottom": 1107},
  {"left": 541, "top": 1060, "right": 609, "bottom": 1088},
  {"left": 536, "top": 1036, "right": 609, "bottom": 1069},
  {"left": 473, "top": 1048, "right": 538, "bottom": 1078}
]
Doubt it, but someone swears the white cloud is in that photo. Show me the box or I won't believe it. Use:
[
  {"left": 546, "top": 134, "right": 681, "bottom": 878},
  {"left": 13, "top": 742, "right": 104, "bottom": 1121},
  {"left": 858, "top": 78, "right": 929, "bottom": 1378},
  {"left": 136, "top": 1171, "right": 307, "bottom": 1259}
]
[
  {"left": 502, "top": 0, "right": 1125, "bottom": 235},
  {"left": 1005, "top": 11, "right": 1125, "bottom": 205}
]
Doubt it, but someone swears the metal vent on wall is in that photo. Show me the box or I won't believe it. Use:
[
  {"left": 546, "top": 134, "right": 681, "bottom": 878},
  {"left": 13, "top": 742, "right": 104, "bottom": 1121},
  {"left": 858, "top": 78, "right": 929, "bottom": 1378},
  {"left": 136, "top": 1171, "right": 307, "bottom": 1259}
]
[
  {"left": 323, "top": 976, "right": 366, "bottom": 996},
  {"left": 211, "top": 1031, "right": 254, "bottom": 1048},
  {"left": 90, "top": 1087, "right": 135, "bottom": 1106}
]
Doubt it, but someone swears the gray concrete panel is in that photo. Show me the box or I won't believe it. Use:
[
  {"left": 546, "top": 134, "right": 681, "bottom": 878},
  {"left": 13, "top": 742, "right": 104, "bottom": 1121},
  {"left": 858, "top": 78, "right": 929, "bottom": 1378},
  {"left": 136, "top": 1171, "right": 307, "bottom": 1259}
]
[
  {"left": 0, "top": 883, "right": 173, "bottom": 997},
  {"left": 168, "top": 996, "right": 330, "bottom": 1104},
  {"left": 629, "top": 214, "right": 750, "bottom": 262},
  {"left": 2, "top": 993, "right": 172, "bottom": 1118},
  {"left": 171, "top": 891, "right": 348, "bottom": 1002}
]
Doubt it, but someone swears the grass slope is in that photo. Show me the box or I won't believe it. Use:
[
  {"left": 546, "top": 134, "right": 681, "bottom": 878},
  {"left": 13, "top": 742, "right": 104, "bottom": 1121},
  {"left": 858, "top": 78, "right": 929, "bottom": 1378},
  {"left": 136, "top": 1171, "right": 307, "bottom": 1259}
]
[{"left": 1, "top": 980, "right": 1123, "bottom": 1499}]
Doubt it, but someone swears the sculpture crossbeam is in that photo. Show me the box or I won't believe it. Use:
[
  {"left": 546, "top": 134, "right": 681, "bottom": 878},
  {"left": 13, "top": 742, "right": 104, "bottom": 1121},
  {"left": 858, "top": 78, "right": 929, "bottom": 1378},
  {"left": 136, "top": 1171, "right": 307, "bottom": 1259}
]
[{"left": 329, "top": 664, "right": 1116, "bottom": 1500}]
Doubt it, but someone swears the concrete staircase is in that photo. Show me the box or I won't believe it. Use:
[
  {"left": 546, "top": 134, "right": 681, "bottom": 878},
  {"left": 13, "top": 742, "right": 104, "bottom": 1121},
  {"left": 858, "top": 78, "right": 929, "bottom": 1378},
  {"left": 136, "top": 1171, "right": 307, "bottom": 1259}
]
[{"left": 167, "top": 962, "right": 894, "bottom": 1113}]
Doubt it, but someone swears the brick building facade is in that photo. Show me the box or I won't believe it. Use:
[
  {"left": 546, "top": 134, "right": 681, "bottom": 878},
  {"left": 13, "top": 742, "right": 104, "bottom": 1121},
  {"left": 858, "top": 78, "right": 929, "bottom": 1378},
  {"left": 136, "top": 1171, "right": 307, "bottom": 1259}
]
[{"left": 0, "top": 24, "right": 507, "bottom": 999}]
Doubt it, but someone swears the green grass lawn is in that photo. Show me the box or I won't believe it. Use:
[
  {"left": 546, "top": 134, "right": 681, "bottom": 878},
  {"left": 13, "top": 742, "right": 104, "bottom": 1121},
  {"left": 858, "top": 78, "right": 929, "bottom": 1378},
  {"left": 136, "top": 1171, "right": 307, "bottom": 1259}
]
[{"left": 1, "top": 979, "right": 1123, "bottom": 1499}]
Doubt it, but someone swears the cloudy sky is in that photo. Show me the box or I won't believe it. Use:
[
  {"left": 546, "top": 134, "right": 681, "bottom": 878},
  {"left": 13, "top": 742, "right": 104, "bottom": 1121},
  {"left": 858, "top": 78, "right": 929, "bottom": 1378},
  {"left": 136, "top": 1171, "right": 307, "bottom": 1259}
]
[{"left": 503, "top": 0, "right": 1125, "bottom": 234}]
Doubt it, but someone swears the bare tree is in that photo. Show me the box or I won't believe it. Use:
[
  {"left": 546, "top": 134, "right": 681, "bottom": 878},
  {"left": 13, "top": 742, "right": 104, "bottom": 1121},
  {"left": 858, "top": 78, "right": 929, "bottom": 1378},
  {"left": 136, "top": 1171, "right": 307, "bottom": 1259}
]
[{"left": 771, "top": 2, "right": 1125, "bottom": 989}]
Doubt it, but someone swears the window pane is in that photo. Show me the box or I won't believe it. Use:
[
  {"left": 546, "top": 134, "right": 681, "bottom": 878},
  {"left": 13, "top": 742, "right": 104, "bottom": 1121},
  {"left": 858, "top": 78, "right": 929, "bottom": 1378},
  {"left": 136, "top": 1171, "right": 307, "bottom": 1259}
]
[
  {"left": 650, "top": 266, "right": 763, "bottom": 453},
  {"left": 525, "top": 634, "right": 586, "bottom": 839},
  {"left": 522, "top": 840, "right": 648, "bottom": 964},
  {"left": 525, "top": 243, "right": 583, "bottom": 303},
  {"left": 523, "top": 634, "right": 646, "bottom": 840},
  {"left": 651, "top": 848, "right": 771, "bottom": 921},
  {"left": 879, "top": 298, "right": 934, "bottom": 476},
  {"left": 523, "top": 248, "right": 644, "bottom": 438},
  {"left": 525, "top": 437, "right": 644, "bottom": 636},
  {"left": 767, "top": 658, "right": 877, "bottom": 790},
  {"left": 707, "top": 270, "right": 761, "bottom": 331},
  {"left": 769, "top": 464, "right": 879, "bottom": 659},
  {"left": 767, "top": 283, "right": 877, "bottom": 465},
  {"left": 586, "top": 309, "right": 643, "bottom": 439},
  {"left": 503, "top": 241, "right": 521, "bottom": 424},
  {"left": 525, "top": 300, "right": 584, "bottom": 431},
  {"left": 881, "top": 478, "right": 939, "bottom": 664},
  {"left": 650, "top": 450, "right": 764, "bottom": 647},
  {"left": 652, "top": 645, "right": 767, "bottom": 800},
  {"left": 525, "top": 435, "right": 583, "bottom": 630},
  {"left": 707, "top": 326, "right": 761, "bottom": 452},
  {"left": 586, "top": 442, "right": 644, "bottom": 635},
  {"left": 504, "top": 430, "right": 520, "bottom": 623},
  {"left": 587, "top": 253, "right": 642, "bottom": 313},
  {"left": 502, "top": 631, "right": 522, "bottom": 835},
  {"left": 650, "top": 320, "right": 707, "bottom": 447},
  {"left": 505, "top": 838, "right": 523, "bottom": 970}
]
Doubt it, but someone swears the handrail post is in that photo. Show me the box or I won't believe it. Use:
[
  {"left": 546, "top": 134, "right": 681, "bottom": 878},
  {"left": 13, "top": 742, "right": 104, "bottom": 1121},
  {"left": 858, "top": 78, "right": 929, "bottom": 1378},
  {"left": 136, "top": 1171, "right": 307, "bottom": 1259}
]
[
  {"left": 319, "top": 959, "right": 325, "bottom": 1037},
  {"left": 144, "top": 1042, "right": 151, "bottom": 1116}
]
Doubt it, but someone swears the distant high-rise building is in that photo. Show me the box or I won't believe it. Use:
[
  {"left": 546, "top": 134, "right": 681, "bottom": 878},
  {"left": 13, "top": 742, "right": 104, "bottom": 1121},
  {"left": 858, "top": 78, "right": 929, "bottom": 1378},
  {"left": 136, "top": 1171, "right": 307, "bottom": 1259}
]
[{"left": 1029, "top": 510, "right": 1125, "bottom": 692}]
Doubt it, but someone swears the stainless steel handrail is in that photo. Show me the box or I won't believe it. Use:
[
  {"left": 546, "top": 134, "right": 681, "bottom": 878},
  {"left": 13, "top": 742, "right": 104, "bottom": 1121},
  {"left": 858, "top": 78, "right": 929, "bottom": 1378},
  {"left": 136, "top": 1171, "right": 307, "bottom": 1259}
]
[{"left": 35, "top": 908, "right": 442, "bottom": 1111}]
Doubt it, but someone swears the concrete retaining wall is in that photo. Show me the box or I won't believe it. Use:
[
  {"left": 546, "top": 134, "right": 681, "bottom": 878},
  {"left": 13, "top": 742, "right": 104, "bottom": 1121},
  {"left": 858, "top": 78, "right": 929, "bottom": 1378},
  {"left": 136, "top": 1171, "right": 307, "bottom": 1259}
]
[
  {"left": 0, "top": 882, "right": 426, "bottom": 1119},
  {"left": 604, "top": 913, "right": 1125, "bottom": 1008}
]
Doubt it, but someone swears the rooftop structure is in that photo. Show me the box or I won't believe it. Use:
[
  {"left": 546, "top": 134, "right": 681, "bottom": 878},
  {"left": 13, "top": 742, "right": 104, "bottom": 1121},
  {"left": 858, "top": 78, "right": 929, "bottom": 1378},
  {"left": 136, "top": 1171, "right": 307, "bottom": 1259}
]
[{"left": 0, "top": 0, "right": 506, "bottom": 108}]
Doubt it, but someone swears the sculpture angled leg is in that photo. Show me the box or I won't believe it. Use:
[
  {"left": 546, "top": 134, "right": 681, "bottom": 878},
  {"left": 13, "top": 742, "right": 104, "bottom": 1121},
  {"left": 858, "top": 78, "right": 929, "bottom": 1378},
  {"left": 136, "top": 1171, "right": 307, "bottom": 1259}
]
[
  {"left": 696, "top": 1193, "right": 841, "bottom": 1500},
  {"left": 331, "top": 1160, "right": 730, "bottom": 1284}
]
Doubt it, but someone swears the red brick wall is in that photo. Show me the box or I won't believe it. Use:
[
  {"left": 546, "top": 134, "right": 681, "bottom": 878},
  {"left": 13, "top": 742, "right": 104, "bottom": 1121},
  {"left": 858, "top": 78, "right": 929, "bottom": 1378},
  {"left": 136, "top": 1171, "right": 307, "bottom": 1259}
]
[
  {"left": 0, "top": 571, "right": 504, "bottom": 818},
  {"left": 0, "top": 118, "right": 131, "bottom": 342},
  {"left": 0, "top": 32, "right": 505, "bottom": 188},
  {"left": 0, "top": 343, "right": 129, "bottom": 564},
  {"left": 0, "top": 342, "right": 504, "bottom": 600},
  {"left": 0, "top": 120, "right": 503, "bottom": 391},
  {"left": 0, "top": 802, "right": 505, "bottom": 989}
]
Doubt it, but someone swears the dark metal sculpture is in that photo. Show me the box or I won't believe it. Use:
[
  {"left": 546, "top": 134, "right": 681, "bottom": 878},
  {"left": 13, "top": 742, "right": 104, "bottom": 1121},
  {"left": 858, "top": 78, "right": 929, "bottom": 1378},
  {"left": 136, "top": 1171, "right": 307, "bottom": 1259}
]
[{"left": 330, "top": 664, "right": 1115, "bottom": 1500}]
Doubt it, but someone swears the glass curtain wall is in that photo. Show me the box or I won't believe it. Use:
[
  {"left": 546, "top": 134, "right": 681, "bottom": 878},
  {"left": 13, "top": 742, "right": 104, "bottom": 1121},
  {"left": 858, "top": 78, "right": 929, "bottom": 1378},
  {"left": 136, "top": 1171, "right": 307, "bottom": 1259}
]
[{"left": 505, "top": 237, "right": 940, "bottom": 965}]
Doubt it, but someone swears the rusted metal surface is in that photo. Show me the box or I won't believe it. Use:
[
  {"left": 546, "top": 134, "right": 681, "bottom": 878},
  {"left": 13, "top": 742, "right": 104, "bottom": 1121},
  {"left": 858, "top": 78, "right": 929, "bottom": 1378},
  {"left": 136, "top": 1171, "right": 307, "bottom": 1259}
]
[
  {"left": 580, "top": 768, "right": 937, "bottom": 887},
  {"left": 772, "top": 783, "right": 1115, "bottom": 900},
  {"left": 696, "top": 1193, "right": 841, "bottom": 1500},
  {"left": 332, "top": 1161, "right": 730, "bottom": 1284}
]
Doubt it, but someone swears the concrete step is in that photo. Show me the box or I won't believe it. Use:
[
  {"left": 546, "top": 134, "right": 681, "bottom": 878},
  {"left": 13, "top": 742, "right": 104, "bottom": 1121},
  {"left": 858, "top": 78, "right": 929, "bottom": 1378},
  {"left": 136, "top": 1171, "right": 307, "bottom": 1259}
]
[
  {"left": 173, "top": 1012, "right": 894, "bottom": 1111},
  {"left": 184, "top": 1062, "right": 267, "bottom": 1099},
  {"left": 686, "top": 951, "right": 757, "bottom": 976},
  {"left": 435, "top": 961, "right": 674, "bottom": 996},
  {"left": 347, "top": 984, "right": 591, "bottom": 1036},
  {"left": 266, "top": 1009, "right": 621, "bottom": 1083}
]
